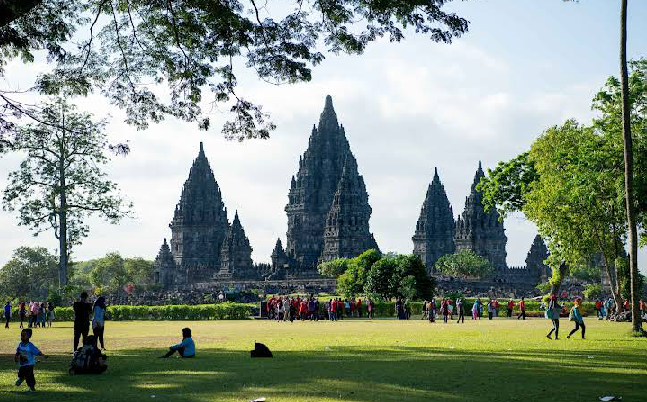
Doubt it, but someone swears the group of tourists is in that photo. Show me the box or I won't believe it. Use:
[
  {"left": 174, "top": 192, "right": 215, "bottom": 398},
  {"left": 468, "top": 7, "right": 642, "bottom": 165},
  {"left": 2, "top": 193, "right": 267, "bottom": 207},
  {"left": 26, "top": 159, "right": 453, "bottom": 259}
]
[
  {"left": 422, "top": 296, "right": 527, "bottom": 323},
  {"left": 328, "top": 297, "right": 374, "bottom": 320},
  {"left": 4, "top": 301, "right": 56, "bottom": 329},
  {"left": 265, "top": 295, "right": 376, "bottom": 321},
  {"left": 594, "top": 297, "right": 646, "bottom": 320},
  {"left": 14, "top": 291, "right": 194, "bottom": 392}
]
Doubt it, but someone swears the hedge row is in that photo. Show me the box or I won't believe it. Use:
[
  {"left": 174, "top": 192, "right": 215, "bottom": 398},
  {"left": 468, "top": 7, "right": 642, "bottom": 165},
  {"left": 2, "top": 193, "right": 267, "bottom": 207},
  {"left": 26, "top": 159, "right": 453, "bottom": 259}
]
[{"left": 45, "top": 303, "right": 256, "bottom": 321}]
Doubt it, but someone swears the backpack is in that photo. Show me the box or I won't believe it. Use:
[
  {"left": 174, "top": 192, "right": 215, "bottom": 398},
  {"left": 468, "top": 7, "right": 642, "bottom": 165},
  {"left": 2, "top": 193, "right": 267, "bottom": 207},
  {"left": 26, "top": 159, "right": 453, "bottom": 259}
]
[{"left": 71, "top": 345, "right": 94, "bottom": 372}]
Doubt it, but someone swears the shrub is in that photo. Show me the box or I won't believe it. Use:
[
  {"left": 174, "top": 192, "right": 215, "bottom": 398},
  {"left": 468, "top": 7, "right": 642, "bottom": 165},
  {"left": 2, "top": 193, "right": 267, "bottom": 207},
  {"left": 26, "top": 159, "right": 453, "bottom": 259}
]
[{"left": 36, "top": 303, "right": 256, "bottom": 322}]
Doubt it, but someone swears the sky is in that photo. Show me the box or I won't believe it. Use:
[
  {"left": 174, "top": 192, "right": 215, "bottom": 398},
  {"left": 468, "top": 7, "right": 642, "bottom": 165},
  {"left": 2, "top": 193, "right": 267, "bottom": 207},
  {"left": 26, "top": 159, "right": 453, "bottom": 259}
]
[{"left": 1, "top": 0, "right": 646, "bottom": 274}]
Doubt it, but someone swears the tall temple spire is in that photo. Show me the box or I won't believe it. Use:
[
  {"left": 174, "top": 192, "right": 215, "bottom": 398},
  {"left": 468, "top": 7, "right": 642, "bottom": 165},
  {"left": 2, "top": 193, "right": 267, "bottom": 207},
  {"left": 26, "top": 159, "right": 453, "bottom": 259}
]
[
  {"left": 285, "top": 95, "right": 370, "bottom": 274},
  {"left": 412, "top": 168, "right": 455, "bottom": 273},
  {"left": 455, "top": 162, "right": 507, "bottom": 271},
  {"left": 218, "top": 211, "right": 254, "bottom": 278},
  {"left": 152, "top": 238, "right": 176, "bottom": 287},
  {"left": 317, "top": 94, "right": 339, "bottom": 134},
  {"left": 168, "top": 142, "right": 230, "bottom": 280},
  {"left": 526, "top": 234, "right": 550, "bottom": 282},
  {"left": 321, "top": 152, "right": 378, "bottom": 262}
]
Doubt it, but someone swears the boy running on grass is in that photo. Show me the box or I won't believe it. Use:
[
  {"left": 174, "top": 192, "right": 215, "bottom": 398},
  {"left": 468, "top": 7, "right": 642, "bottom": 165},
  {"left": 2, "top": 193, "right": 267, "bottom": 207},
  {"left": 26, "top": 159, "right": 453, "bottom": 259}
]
[{"left": 15, "top": 328, "right": 47, "bottom": 392}]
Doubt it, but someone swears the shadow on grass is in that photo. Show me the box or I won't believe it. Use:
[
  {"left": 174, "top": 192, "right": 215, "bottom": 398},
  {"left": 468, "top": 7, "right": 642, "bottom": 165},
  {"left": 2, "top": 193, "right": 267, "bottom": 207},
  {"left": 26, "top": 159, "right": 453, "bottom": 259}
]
[{"left": 1, "top": 346, "right": 646, "bottom": 402}]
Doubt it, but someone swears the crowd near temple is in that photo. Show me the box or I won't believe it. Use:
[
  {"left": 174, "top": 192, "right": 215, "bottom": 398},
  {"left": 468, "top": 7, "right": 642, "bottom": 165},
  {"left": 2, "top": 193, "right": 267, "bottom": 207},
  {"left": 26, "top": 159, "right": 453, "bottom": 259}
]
[{"left": 152, "top": 96, "right": 552, "bottom": 290}]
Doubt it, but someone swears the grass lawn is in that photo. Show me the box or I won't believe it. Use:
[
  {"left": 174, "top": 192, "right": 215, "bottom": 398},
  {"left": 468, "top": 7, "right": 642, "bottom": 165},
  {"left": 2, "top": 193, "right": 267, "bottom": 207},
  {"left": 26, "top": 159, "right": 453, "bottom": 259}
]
[{"left": 0, "top": 317, "right": 645, "bottom": 402}]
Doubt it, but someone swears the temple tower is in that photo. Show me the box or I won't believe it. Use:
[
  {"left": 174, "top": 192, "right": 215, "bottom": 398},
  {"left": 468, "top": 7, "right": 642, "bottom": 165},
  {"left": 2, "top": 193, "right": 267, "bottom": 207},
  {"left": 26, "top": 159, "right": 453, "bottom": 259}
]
[
  {"left": 218, "top": 211, "right": 254, "bottom": 279},
  {"left": 285, "top": 95, "right": 356, "bottom": 274},
  {"left": 525, "top": 234, "right": 551, "bottom": 283},
  {"left": 321, "top": 154, "right": 379, "bottom": 262},
  {"left": 412, "top": 168, "right": 455, "bottom": 274},
  {"left": 454, "top": 162, "right": 507, "bottom": 271},
  {"left": 169, "top": 142, "right": 230, "bottom": 280},
  {"left": 152, "top": 238, "right": 176, "bottom": 288}
]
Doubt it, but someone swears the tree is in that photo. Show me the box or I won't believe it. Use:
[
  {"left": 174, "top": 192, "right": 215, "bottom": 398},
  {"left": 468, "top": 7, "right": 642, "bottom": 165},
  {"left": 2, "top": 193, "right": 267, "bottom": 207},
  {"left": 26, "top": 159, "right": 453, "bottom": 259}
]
[
  {"left": 364, "top": 254, "right": 433, "bottom": 301},
  {"left": 434, "top": 250, "right": 492, "bottom": 279},
  {"left": 364, "top": 256, "right": 397, "bottom": 300},
  {"left": 327, "top": 249, "right": 381, "bottom": 297},
  {"left": 89, "top": 252, "right": 129, "bottom": 293},
  {"left": 0, "top": 0, "right": 470, "bottom": 145},
  {"left": 0, "top": 246, "right": 59, "bottom": 300},
  {"left": 583, "top": 283, "right": 602, "bottom": 301},
  {"left": 317, "top": 258, "right": 350, "bottom": 278},
  {"left": 1, "top": 97, "right": 132, "bottom": 286},
  {"left": 394, "top": 254, "right": 434, "bottom": 301},
  {"left": 124, "top": 257, "right": 154, "bottom": 286}
]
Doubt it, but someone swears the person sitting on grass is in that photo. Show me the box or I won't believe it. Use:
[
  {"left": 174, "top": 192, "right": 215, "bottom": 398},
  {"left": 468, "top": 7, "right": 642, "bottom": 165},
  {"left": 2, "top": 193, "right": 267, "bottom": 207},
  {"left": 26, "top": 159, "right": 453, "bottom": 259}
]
[
  {"left": 160, "top": 328, "right": 195, "bottom": 358},
  {"left": 15, "top": 328, "right": 47, "bottom": 392}
]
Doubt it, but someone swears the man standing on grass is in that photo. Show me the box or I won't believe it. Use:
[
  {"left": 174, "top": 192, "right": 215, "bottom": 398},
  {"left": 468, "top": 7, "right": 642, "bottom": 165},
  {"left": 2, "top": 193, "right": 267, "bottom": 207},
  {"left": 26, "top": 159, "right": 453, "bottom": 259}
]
[
  {"left": 4, "top": 302, "right": 11, "bottom": 329},
  {"left": 456, "top": 298, "right": 464, "bottom": 324},
  {"left": 73, "top": 292, "right": 93, "bottom": 351},
  {"left": 517, "top": 297, "right": 526, "bottom": 320},
  {"left": 507, "top": 299, "right": 514, "bottom": 318}
]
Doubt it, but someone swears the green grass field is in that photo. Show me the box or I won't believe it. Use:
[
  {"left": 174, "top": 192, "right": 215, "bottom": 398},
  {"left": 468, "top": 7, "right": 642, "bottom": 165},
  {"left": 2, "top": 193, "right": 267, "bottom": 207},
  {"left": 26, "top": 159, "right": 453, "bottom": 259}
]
[{"left": 0, "top": 317, "right": 645, "bottom": 402}]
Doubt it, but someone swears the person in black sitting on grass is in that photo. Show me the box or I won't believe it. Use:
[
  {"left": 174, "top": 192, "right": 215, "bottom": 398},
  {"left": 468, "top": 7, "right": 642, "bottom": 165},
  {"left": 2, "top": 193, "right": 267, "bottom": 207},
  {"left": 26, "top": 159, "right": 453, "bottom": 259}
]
[
  {"left": 160, "top": 328, "right": 195, "bottom": 358},
  {"left": 73, "top": 292, "right": 93, "bottom": 351}
]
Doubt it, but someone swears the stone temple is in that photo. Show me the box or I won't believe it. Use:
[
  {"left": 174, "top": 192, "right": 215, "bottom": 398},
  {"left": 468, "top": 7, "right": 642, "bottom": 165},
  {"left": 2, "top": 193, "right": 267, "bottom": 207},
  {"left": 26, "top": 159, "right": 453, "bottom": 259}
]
[
  {"left": 275, "top": 95, "right": 379, "bottom": 277},
  {"left": 413, "top": 162, "right": 550, "bottom": 285},
  {"left": 152, "top": 95, "right": 548, "bottom": 289},
  {"left": 152, "top": 143, "right": 255, "bottom": 287}
]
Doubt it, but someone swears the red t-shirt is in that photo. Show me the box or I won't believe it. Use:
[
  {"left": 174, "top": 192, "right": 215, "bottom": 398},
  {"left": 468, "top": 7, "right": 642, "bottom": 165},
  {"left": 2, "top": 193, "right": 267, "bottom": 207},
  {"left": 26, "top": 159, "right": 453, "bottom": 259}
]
[
  {"left": 507, "top": 301, "right": 514, "bottom": 309},
  {"left": 520, "top": 301, "right": 525, "bottom": 310},
  {"left": 357, "top": 299, "right": 362, "bottom": 308}
]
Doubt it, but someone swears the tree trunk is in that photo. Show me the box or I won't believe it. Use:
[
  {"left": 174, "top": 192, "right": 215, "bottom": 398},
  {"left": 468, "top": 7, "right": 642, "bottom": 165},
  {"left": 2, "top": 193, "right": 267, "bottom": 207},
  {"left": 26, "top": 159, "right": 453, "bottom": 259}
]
[
  {"left": 619, "top": 0, "right": 642, "bottom": 332},
  {"left": 549, "top": 263, "right": 569, "bottom": 296},
  {"left": 601, "top": 253, "right": 623, "bottom": 312},
  {"left": 57, "top": 111, "right": 68, "bottom": 287}
]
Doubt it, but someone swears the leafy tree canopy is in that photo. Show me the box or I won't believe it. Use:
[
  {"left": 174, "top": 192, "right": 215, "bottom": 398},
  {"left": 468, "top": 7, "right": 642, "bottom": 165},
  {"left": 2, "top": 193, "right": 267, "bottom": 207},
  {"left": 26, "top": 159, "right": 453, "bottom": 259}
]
[
  {"left": 364, "top": 253, "right": 433, "bottom": 301},
  {"left": 0, "top": 0, "right": 470, "bottom": 145},
  {"left": 0, "top": 246, "right": 60, "bottom": 300},
  {"left": 434, "top": 250, "right": 492, "bottom": 279}
]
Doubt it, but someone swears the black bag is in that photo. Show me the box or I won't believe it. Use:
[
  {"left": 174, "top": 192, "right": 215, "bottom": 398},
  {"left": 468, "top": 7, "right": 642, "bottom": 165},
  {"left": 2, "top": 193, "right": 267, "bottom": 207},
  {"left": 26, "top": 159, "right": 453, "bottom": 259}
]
[{"left": 250, "top": 343, "right": 273, "bottom": 358}]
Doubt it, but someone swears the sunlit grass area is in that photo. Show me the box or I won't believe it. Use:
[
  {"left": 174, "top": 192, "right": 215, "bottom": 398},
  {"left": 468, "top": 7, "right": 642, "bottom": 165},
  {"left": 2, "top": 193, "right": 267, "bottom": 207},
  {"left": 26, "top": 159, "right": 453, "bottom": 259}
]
[{"left": 0, "top": 318, "right": 645, "bottom": 402}]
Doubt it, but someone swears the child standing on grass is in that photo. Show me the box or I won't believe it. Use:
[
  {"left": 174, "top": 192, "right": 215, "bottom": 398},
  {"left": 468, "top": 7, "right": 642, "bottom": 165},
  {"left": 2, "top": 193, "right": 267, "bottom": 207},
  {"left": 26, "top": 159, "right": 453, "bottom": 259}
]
[{"left": 15, "top": 328, "right": 47, "bottom": 392}]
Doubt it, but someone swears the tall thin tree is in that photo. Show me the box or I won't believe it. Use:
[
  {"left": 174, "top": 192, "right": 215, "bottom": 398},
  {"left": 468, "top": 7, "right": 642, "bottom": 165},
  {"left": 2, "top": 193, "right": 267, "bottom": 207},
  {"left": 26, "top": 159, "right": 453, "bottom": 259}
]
[
  {"left": 619, "top": 0, "right": 642, "bottom": 333},
  {"left": 2, "top": 97, "right": 132, "bottom": 286}
]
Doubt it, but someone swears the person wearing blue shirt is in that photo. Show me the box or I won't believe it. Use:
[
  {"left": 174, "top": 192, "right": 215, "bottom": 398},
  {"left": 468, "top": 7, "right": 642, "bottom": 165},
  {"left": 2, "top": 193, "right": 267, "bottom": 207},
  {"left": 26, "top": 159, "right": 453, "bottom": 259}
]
[
  {"left": 15, "top": 329, "right": 47, "bottom": 392},
  {"left": 567, "top": 297, "right": 586, "bottom": 340},
  {"left": 160, "top": 328, "right": 195, "bottom": 358},
  {"left": 4, "top": 302, "right": 11, "bottom": 329}
]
